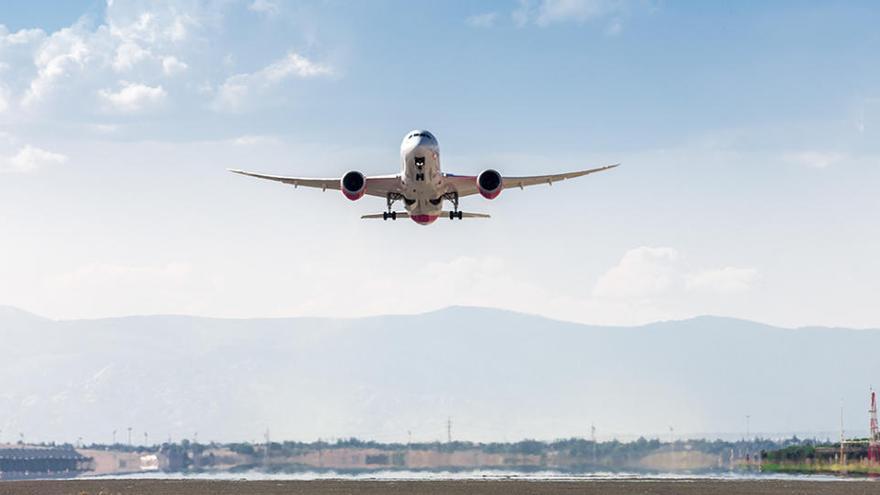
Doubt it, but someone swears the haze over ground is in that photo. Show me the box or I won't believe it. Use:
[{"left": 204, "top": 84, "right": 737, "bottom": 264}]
[
  {"left": 2, "top": 305, "right": 878, "bottom": 444},
  {"left": 0, "top": 1, "right": 878, "bottom": 329}
]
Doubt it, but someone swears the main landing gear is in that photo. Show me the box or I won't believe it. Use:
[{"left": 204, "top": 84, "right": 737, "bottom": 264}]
[
  {"left": 384, "top": 193, "right": 405, "bottom": 221},
  {"left": 443, "top": 191, "right": 462, "bottom": 220}
]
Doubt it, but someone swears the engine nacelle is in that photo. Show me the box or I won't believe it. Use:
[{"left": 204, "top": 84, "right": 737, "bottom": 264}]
[
  {"left": 340, "top": 171, "right": 366, "bottom": 201},
  {"left": 477, "top": 169, "right": 503, "bottom": 200}
]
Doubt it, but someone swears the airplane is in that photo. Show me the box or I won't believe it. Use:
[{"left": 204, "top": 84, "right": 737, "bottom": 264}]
[{"left": 230, "top": 130, "right": 618, "bottom": 225}]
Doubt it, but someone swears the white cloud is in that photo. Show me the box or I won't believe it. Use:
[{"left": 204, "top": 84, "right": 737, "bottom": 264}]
[
  {"left": 112, "top": 41, "right": 151, "bottom": 72},
  {"left": 262, "top": 52, "right": 333, "bottom": 81},
  {"left": 248, "top": 0, "right": 281, "bottom": 17},
  {"left": 593, "top": 247, "right": 680, "bottom": 298},
  {"left": 537, "top": 0, "right": 620, "bottom": 26},
  {"left": 512, "top": 0, "right": 533, "bottom": 27},
  {"left": 161, "top": 55, "right": 187, "bottom": 75},
  {"left": 593, "top": 246, "right": 758, "bottom": 299},
  {"left": 6, "top": 2, "right": 213, "bottom": 111},
  {"left": 0, "top": 26, "right": 45, "bottom": 46},
  {"left": 512, "top": 0, "right": 627, "bottom": 28},
  {"left": 52, "top": 262, "right": 192, "bottom": 290},
  {"left": 2, "top": 4, "right": 334, "bottom": 123},
  {"left": 686, "top": 267, "right": 759, "bottom": 294},
  {"left": 98, "top": 81, "right": 167, "bottom": 113},
  {"left": 106, "top": 8, "right": 198, "bottom": 45},
  {"left": 605, "top": 19, "right": 623, "bottom": 36},
  {"left": 231, "top": 135, "right": 277, "bottom": 146},
  {"left": 0, "top": 145, "right": 68, "bottom": 173},
  {"left": 22, "top": 25, "right": 91, "bottom": 106},
  {"left": 0, "top": 85, "right": 8, "bottom": 113},
  {"left": 784, "top": 151, "right": 847, "bottom": 169},
  {"left": 466, "top": 12, "right": 499, "bottom": 28},
  {"left": 213, "top": 52, "right": 333, "bottom": 112}
]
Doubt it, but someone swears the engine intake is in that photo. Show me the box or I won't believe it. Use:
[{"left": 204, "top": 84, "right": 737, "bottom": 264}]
[
  {"left": 477, "top": 169, "right": 503, "bottom": 200},
  {"left": 341, "top": 171, "right": 366, "bottom": 201}
]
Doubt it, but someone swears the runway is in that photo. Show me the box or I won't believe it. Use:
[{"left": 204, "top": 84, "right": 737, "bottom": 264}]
[{"left": 0, "top": 479, "right": 877, "bottom": 495}]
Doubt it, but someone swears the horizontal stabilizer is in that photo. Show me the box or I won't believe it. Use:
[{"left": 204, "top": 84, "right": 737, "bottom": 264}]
[
  {"left": 361, "top": 211, "right": 490, "bottom": 220},
  {"left": 361, "top": 212, "right": 410, "bottom": 219},
  {"left": 452, "top": 211, "right": 490, "bottom": 218}
]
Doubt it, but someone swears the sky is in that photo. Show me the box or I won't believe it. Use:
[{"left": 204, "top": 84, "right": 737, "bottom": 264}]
[{"left": 0, "top": 0, "right": 878, "bottom": 328}]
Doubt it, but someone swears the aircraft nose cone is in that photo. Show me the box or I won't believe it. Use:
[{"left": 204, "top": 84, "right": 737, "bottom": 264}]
[
  {"left": 401, "top": 131, "right": 437, "bottom": 150},
  {"left": 406, "top": 135, "right": 431, "bottom": 148}
]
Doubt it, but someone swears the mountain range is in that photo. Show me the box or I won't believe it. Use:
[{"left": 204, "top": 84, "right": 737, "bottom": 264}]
[{"left": 1, "top": 305, "right": 878, "bottom": 445}]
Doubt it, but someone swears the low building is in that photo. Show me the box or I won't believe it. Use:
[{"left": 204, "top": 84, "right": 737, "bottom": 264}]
[{"left": 0, "top": 447, "right": 92, "bottom": 480}]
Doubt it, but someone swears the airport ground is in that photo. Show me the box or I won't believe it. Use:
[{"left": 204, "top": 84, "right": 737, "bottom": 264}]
[{"left": 1, "top": 479, "right": 878, "bottom": 495}]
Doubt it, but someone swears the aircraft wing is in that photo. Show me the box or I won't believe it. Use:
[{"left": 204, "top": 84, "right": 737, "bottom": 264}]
[
  {"left": 228, "top": 169, "right": 402, "bottom": 198},
  {"left": 444, "top": 164, "right": 619, "bottom": 197}
]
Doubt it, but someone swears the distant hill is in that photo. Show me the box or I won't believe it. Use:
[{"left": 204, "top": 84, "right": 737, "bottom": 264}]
[{"left": 1, "top": 306, "right": 878, "bottom": 445}]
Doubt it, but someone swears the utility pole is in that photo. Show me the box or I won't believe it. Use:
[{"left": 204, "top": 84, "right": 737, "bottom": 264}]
[
  {"left": 127, "top": 427, "right": 132, "bottom": 446},
  {"left": 840, "top": 401, "right": 846, "bottom": 466},
  {"left": 591, "top": 423, "right": 597, "bottom": 463},
  {"left": 447, "top": 417, "right": 452, "bottom": 444},
  {"left": 144, "top": 432, "right": 149, "bottom": 447},
  {"left": 264, "top": 429, "right": 271, "bottom": 469},
  {"left": 745, "top": 415, "right": 750, "bottom": 441},
  {"left": 112, "top": 430, "right": 117, "bottom": 445}
]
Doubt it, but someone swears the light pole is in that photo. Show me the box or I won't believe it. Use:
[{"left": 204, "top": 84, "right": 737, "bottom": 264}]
[{"left": 746, "top": 415, "right": 751, "bottom": 441}]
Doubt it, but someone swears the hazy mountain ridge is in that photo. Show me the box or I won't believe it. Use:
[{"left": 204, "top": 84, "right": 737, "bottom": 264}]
[{"left": 1, "top": 306, "right": 878, "bottom": 445}]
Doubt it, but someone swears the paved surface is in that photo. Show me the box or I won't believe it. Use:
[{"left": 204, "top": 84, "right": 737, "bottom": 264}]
[{"left": 0, "top": 479, "right": 878, "bottom": 495}]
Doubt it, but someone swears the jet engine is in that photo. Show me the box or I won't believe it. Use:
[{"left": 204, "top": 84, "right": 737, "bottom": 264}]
[
  {"left": 341, "top": 171, "right": 366, "bottom": 200},
  {"left": 477, "top": 169, "right": 503, "bottom": 199}
]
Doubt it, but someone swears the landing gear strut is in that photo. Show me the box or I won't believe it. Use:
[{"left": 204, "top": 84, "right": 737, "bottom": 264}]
[
  {"left": 384, "top": 193, "right": 404, "bottom": 221},
  {"left": 443, "top": 191, "right": 461, "bottom": 220}
]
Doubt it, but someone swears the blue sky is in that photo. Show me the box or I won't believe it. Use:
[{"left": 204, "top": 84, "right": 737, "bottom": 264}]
[{"left": 0, "top": 0, "right": 878, "bottom": 328}]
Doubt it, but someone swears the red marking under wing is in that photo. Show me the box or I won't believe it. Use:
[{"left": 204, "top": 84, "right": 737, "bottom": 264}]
[
  {"left": 478, "top": 188, "right": 501, "bottom": 200},
  {"left": 342, "top": 189, "right": 365, "bottom": 201}
]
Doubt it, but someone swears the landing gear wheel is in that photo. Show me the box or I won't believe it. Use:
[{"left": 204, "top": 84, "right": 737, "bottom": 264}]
[
  {"left": 382, "top": 211, "right": 398, "bottom": 221},
  {"left": 383, "top": 212, "right": 389, "bottom": 221},
  {"left": 391, "top": 211, "right": 397, "bottom": 220},
  {"left": 443, "top": 191, "right": 462, "bottom": 220}
]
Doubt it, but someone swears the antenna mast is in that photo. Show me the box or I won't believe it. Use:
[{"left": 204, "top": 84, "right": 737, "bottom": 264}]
[
  {"left": 869, "top": 389, "right": 880, "bottom": 462},
  {"left": 446, "top": 417, "right": 452, "bottom": 444}
]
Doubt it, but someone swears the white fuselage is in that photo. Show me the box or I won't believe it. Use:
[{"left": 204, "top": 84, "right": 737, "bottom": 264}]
[{"left": 399, "top": 130, "right": 444, "bottom": 225}]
